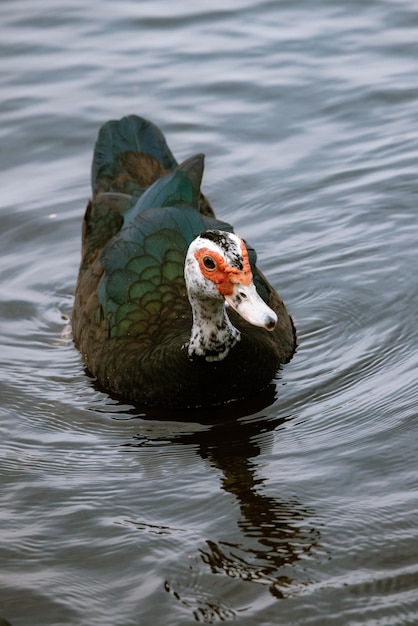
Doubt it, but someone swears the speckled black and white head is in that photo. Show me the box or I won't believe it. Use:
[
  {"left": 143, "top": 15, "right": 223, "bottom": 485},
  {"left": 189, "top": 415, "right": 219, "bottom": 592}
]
[{"left": 184, "top": 229, "right": 277, "bottom": 361}]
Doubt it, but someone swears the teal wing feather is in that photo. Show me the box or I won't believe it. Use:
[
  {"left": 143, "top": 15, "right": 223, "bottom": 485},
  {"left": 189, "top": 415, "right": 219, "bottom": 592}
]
[{"left": 122, "top": 154, "right": 204, "bottom": 225}]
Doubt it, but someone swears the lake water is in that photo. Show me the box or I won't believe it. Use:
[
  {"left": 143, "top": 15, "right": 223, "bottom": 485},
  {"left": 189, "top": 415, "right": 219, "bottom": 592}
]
[{"left": 1, "top": 1, "right": 418, "bottom": 624}]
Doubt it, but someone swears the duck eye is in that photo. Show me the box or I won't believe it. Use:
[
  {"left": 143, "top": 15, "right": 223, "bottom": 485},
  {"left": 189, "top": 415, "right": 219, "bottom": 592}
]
[{"left": 202, "top": 256, "right": 216, "bottom": 271}]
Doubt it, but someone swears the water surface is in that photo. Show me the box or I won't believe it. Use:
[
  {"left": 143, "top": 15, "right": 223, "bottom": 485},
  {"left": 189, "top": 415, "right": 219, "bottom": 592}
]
[{"left": 1, "top": 1, "right": 418, "bottom": 624}]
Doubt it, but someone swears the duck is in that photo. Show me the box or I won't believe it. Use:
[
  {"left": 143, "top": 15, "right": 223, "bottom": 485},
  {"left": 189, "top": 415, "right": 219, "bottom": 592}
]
[{"left": 72, "top": 115, "right": 296, "bottom": 409}]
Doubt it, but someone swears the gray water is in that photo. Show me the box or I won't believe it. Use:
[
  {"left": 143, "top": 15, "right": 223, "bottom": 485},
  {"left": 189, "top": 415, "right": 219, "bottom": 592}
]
[{"left": 1, "top": 1, "right": 418, "bottom": 624}]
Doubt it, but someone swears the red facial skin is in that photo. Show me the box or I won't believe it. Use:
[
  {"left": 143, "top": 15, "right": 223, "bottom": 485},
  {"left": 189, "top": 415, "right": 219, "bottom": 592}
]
[{"left": 194, "top": 239, "right": 252, "bottom": 296}]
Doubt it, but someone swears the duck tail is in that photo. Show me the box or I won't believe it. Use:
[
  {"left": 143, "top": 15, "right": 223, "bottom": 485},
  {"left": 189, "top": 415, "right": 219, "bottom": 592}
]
[{"left": 91, "top": 115, "right": 178, "bottom": 195}]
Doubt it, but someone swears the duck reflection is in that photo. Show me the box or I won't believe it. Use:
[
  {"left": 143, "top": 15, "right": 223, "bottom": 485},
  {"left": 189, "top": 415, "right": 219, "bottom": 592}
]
[
  {"left": 196, "top": 459, "right": 318, "bottom": 599},
  {"left": 195, "top": 409, "right": 319, "bottom": 598},
  {"left": 124, "top": 385, "right": 320, "bottom": 603}
]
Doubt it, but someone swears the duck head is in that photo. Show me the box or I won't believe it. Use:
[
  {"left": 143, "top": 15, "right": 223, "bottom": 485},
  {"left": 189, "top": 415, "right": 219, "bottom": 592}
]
[{"left": 184, "top": 229, "right": 277, "bottom": 362}]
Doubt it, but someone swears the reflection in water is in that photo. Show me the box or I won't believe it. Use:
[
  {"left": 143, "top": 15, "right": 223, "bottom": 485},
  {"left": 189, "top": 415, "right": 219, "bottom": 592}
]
[
  {"left": 197, "top": 417, "right": 320, "bottom": 601},
  {"left": 125, "top": 399, "right": 320, "bottom": 619}
]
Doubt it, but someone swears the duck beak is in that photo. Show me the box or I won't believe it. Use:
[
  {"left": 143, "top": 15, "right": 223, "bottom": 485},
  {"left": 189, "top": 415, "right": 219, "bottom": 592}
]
[{"left": 224, "top": 282, "right": 277, "bottom": 331}]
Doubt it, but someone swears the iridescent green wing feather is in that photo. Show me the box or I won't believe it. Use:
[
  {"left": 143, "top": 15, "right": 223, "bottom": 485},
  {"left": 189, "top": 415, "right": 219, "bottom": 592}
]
[{"left": 122, "top": 153, "right": 204, "bottom": 225}]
